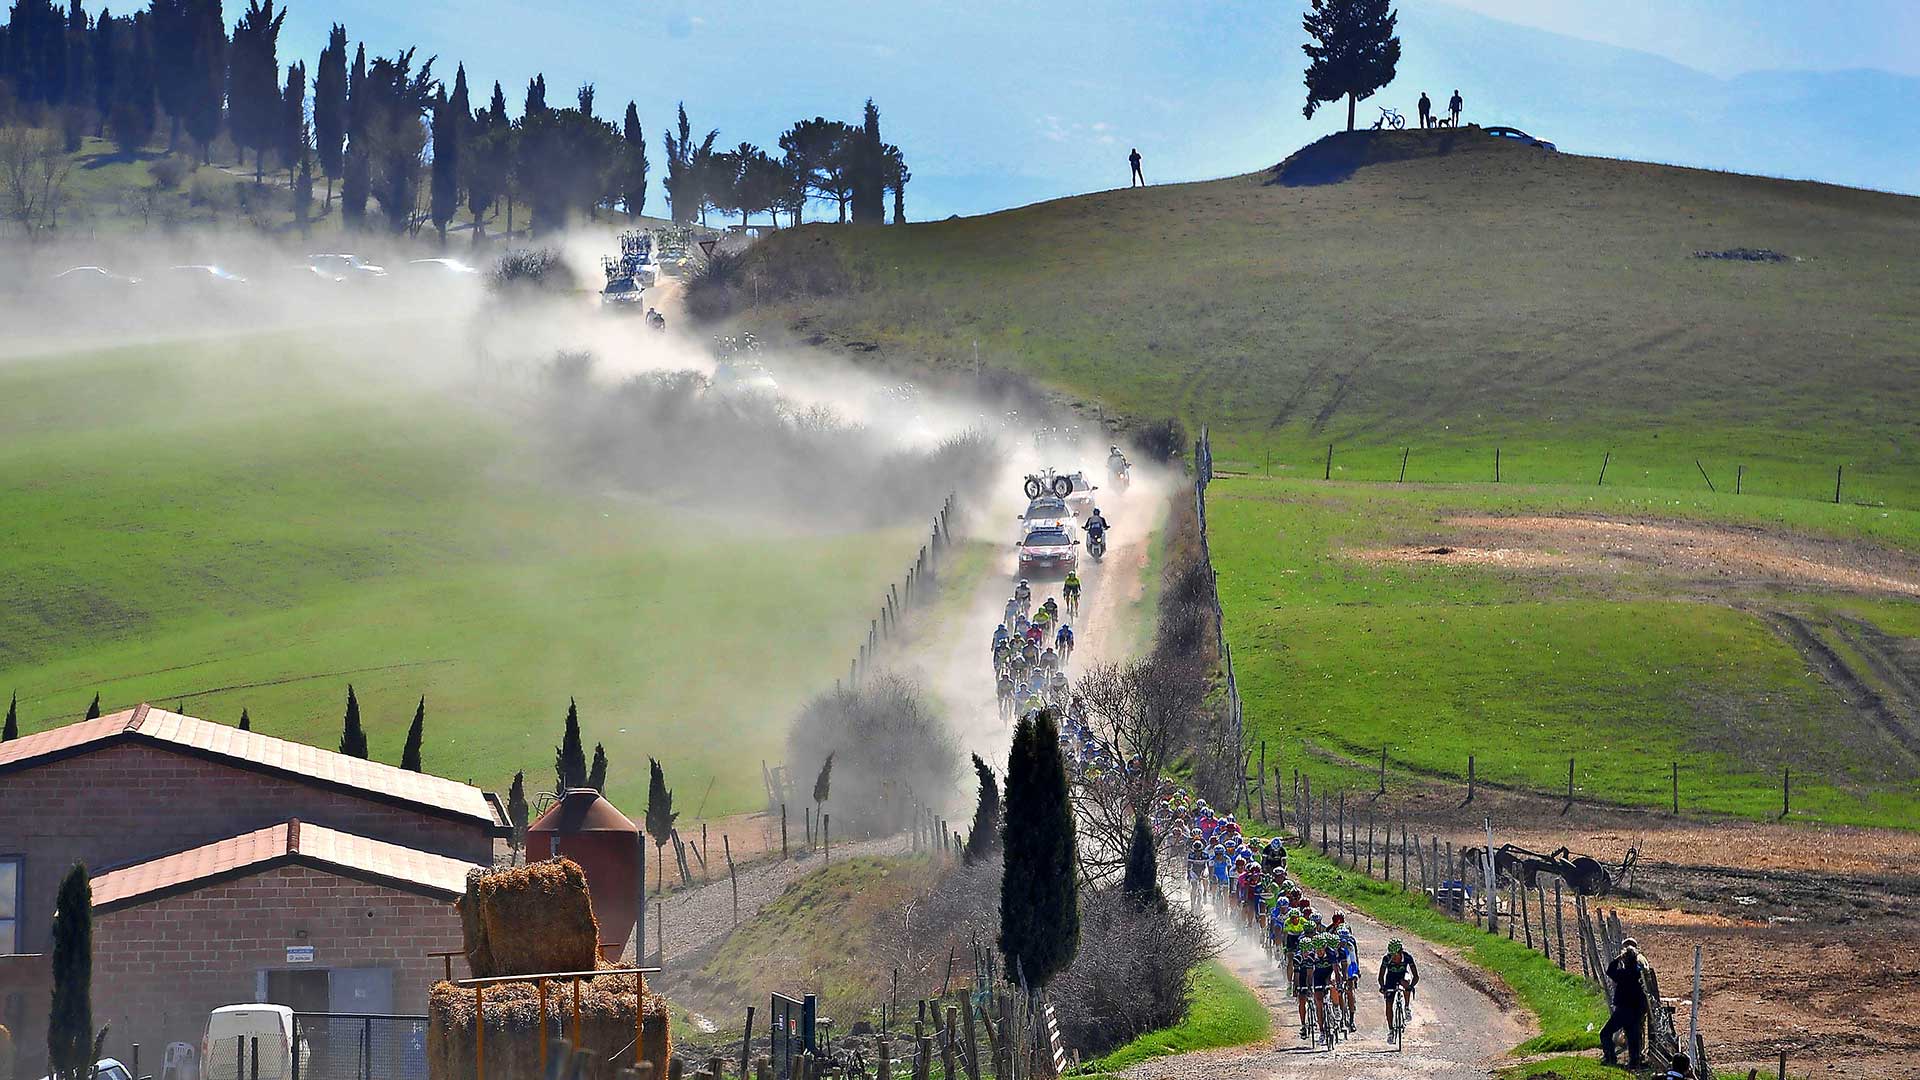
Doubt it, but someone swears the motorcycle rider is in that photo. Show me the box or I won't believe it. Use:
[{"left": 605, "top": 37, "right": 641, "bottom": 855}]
[
  {"left": 1084, "top": 508, "right": 1111, "bottom": 555},
  {"left": 1107, "top": 445, "right": 1129, "bottom": 476}
]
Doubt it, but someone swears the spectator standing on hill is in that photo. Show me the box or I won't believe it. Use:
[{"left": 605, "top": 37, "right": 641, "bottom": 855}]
[
  {"left": 1417, "top": 91, "right": 1432, "bottom": 128},
  {"left": 1600, "top": 938, "right": 1652, "bottom": 1068},
  {"left": 1129, "top": 148, "right": 1145, "bottom": 187},
  {"left": 1449, "top": 89, "right": 1464, "bottom": 127}
]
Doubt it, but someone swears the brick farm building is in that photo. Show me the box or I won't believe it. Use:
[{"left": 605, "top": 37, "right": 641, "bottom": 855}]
[{"left": 0, "top": 704, "right": 509, "bottom": 1075}]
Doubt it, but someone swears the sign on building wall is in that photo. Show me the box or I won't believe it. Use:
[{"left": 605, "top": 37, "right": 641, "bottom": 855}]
[{"left": 286, "top": 946, "right": 315, "bottom": 964}]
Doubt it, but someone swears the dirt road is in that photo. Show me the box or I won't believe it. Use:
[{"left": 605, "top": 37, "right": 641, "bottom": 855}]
[{"left": 1121, "top": 883, "right": 1531, "bottom": 1080}]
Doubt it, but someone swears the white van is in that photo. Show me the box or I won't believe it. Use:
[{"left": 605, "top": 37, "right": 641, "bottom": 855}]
[{"left": 201, "top": 1006, "right": 309, "bottom": 1080}]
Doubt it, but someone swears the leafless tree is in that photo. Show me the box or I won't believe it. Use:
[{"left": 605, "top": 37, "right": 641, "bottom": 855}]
[
  {"left": 1070, "top": 657, "right": 1208, "bottom": 886},
  {"left": 0, "top": 125, "right": 74, "bottom": 232},
  {"left": 1050, "top": 888, "right": 1218, "bottom": 1055}
]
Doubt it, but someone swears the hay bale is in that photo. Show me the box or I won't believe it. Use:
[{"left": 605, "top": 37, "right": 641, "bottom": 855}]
[
  {"left": 458, "top": 867, "right": 496, "bottom": 978},
  {"left": 427, "top": 971, "right": 671, "bottom": 1080},
  {"left": 465, "top": 859, "right": 601, "bottom": 977}
]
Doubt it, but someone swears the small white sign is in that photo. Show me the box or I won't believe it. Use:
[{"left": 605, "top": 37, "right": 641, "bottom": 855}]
[{"left": 286, "top": 946, "right": 315, "bottom": 964}]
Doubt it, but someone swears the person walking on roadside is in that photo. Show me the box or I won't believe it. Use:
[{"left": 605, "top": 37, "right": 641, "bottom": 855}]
[
  {"left": 1417, "top": 91, "right": 1432, "bottom": 129},
  {"left": 1128, "top": 147, "right": 1145, "bottom": 187},
  {"left": 1600, "top": 938, "right": 1652, "bottom": 1068},
  {"left": 1448, "top": 89, "right": 1464, "bottom": 127}
]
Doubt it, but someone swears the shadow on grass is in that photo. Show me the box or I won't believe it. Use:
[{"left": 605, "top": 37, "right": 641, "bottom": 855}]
[{"left": 1266, "top": 129, "right": 1462, "bottom": 187}]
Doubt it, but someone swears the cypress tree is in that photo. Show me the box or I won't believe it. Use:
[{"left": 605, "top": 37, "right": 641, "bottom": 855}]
[
  {"left": 293, "top": 132, "right": 313, "bottom": 233},
  {"left": 998, "top": 710, "right": 1079, "bottom": 993},
  {"left": 182, "top": 0, "right": 226, "bottom": 164},
  {"left": 428, "top": 86, "right": 457, "bottom": 243},
  {"left": 91, "top": 7, "right": 116, "bottom": 131},
  {"left": 340, "top": 43, "right": 368, "bottom": 227},
  {"left": 1121, "top": 813, "right": 1163, "bottom": 907},
  {"left": 506, "top": 771, "right": 528, "bottom": 858},
  {"left": 644, "top": 758, "right": 677, "bottom": 893},
  {"left": 280, "top": 60, "right": 304, "bottom": 183},
  {"left": 554, "top": 698, "right": 587, "bottom": 791},
  {"left": 3, "top": 692, "right": 18, "bottom": 741},
  {"left": 237, "top": 708, "right": 251, "bottom": 731},
  {"left": 587, "top": 743, "right": 608, "bottom": 792},
  {"left": 47, "top": 862, "right": 94, "bottom": 1080},
  {"left": 229, "top": 0, "right": 285, "bottom": 181},
  {"left": 523, "top": 73, "right": 546, "bottom": 118},
  {"left": 812, "top": 752, "right": 834, "bottom": 806},
  {"left": 400, "top": 696, "right": 425, "bottom": 771},
  {"left": 851, "top": 98, "right": 885, "bottom": 224},
  {"left": 338, "top": 684, "right": 368, "bottom": 759},
  {"left": 312, "top": 24, "right": 346, "bottom": 210},
  {"left": 963, "top": 753, "right": 1001, "bottom": 864},
  {"left": 621, "top": 101, "right": 647, "bottom": 218},
  {"left": 84, "top": 693, "right": 100, "bottom": 720}
]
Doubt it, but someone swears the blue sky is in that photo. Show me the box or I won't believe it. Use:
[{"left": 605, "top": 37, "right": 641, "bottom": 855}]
[{"left": 88, "top": 1, "right": 1920, "bottom": 217}]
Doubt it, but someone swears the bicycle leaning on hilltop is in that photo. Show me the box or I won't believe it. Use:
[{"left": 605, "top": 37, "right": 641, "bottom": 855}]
[{"left": 1372, "top": 106, "right": 1407, "bottom": 130}]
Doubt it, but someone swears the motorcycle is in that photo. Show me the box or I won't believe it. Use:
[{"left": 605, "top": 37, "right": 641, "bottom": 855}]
[{"left": 1087, "top": 529, "right": 1107, "bottom": 561}]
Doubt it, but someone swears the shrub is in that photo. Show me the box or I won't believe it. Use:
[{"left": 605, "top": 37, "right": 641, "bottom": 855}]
[
  {"left": 1135, "top": 417, "right": 1187, "bottom": 463},
  {"left": 490, "top": 247, "right": 578, "bottom": 296},
  {"left": 148, "top": 155, "right": 187, "bottom": 190},
  {"left": 785, "top": 674, "right": 961, "bottom": 840},
  {"left": 187, "top": 171, "right": 230, "bottom": 209},
  {"left": 1049, "top": 888, "right": 1216, "bottom": 1055}
]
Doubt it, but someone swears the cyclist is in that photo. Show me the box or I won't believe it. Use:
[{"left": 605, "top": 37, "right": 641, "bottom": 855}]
[
  {"left": 1062, "top": 570, "right": 1082, "bottom": 614},
  {"left": 1048, "top": 669, "right": 1070, "bottom": 700},
  {"left": 1311, "top": 934, "right": 1340, "bottom": 1038},
  {"left": 1055, "top": 623, "right": 1075, "bottom": 661},
  {"left": 1040, "top": 596, "right": 1059, "bottom": 623},
  {"left": 1039, "top": 645, "right": 1060, "bottom": 672},
  {"left": 1261, "top": 836, "right": 1288, "bottom": 873},
  {"left": 1185, "top": 840, "right": 1209, "bottom": 883},
  {"left": 1004, "top": 596, "right": 1020, "bottom": 624},
  {"left": 1014, "top": 578, "right": 1032, "bottom": 612},
  {"left": 1293, "top": 936, "right": 1323, "bottom": 1039},
  {"left": 1378, "top": 939, "right": 1419, "bottom": 1033},
  {"left": 1333, "top": 921, "right": 1360, "bottom": 1033}
]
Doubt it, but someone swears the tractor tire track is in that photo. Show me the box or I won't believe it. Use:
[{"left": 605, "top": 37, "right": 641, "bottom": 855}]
[{"left": 1762, "top": 611, "right": 1920, "bottom": 758}]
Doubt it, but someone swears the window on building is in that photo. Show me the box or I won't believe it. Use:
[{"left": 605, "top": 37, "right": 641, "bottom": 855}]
[{"left": 0, "top": 857, "right": 20, "bottom": 954}]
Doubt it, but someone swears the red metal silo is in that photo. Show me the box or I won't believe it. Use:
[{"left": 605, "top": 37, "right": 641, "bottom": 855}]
[{"left": 526, "top": 789, "right": 641, "bottom": 960}]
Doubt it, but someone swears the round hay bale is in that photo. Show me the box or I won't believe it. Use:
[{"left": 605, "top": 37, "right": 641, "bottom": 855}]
[
  {"left": 427, "top": 976, "right": 671, "bottom": 1080},
  {"left": 468, "top": 859, "right": 601, "bottom": 978}
]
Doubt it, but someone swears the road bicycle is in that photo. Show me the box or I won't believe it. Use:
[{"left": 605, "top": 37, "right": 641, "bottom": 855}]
[
  {"left": 1372, "top": 106, "right": 1407, "bottom": 130},
  {"left": 1386, "top": 983, "right": 1411, "bottom": 1050}
]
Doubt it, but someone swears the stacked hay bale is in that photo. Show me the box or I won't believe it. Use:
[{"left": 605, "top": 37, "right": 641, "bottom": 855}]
[{"left": 430, "top": 860, "right": 672, "bottom": 1080}]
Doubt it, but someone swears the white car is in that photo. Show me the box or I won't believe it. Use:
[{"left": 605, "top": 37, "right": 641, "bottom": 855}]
[
  {"left": 306, "top": 253, "right": 388, "bottom": 280},
  {"left": 408, "top": 257, "right": 481, "bottom": 276},
  {"left": 1017, "top": 495, "right": 1075, "bottom": 538},
  {"left": 1017, "top": 522, "right": 1080, "bottom": 577},
  {"left": 54, "top": 266, "right": 141, "bottom": 286},
  {"left": 167, "top": 264, "right": 248, "bottom": 285}
]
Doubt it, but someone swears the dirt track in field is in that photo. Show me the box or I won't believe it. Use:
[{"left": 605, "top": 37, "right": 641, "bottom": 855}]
[{"left": 1351, "top": 513, "right": 1920, "bottom": 599}]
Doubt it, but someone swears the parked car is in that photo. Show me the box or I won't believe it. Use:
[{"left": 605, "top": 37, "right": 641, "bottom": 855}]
[
  {"left": 39, "top": 1058, "right": 140, "bottom": 1080},
  {"left": 167, "top": 265, "right": 248, "bottom": 285},
  {"left": 1483, "top": 126, "right": 1556, "bottom": 151},
  {"left": 202, "top": 1005, "right": 308, "bottom": 1080},
  {"left": 53, "top": 266, "right": 141, "bottom": 287},
  {"left": 305, "top": 253, "right": 388, "bottom": 281},
  {"left": 1017, "top": 523, "right": 1080, "bottom": 577},
  {"left": 407, "top": 257, "right": 481, "bottom": 277}
]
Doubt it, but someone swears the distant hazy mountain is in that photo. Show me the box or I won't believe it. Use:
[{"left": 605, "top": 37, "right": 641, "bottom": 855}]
[{"left": 260, "top": 0, "right": 1919, "bottom": 219}]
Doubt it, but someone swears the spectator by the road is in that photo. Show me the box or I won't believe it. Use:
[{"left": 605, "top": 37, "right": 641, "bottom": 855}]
[
  {"left": 1600, "top": 938, "right": 1651, "bottom": 1068},
  {"left": 1418, "top": 91, "right": 1432, "bottom": 129},
  {"left": 1449, "top": 89, "right": 1464, "bottom": 127},
  {"left": 1659, "top": 1054, "right": 1695, "bottom": 1080},
  {"left": 1129, "top": 148, "right": 1145, "bottom": 187}
]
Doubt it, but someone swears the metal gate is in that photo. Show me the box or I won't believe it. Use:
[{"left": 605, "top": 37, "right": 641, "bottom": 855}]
[
  {"left": 768, "top": 994, "right": 817, "bottom": 1080},
  {"left": 289, "top": 1014, "right": 428, "bottom": 1080}
]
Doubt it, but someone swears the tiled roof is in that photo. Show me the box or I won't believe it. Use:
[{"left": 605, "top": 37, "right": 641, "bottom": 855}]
[
  {"left": 90, "top": 820, "right": 482, "bottom": 910},
  {"left": 0, "top": 704, "right": 506, "bottom": 830}
]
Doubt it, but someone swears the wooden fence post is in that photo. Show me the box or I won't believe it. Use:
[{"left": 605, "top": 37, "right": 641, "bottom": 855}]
[
  {"left": 960, "top": 1003, "right": 981, "bottom": 1080},
  {"left": 1400, "top": 824, "right": 1409, "bottom": 888},
  {"left": 1555, "top": 881, "right": 1567, "bottom": 969},
  {"left": 781, "top": 804, "right": 789, "bottom": 860},
  {"left": 724, "top": 835, "right": 739, "bottom": 926},
  {"left": 1464, "top": 754, "right": 1476, "bottom": 805},
  {"left": 1377, "top": 745, "right": 1387, "bottom": 795},
  {"left": 1336, "top": 792, "right": 1345, "bottom": 861},
  {"left": 1365, "top": 812, "right": 1375, "bottom": 877}
]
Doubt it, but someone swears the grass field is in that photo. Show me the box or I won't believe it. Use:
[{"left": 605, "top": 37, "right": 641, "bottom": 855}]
[
  {"left": 738, "top": 128, "right": 1920, "bottom": 510},
  {"left": 0, "top": 331, "right": 922, "bottom": 816},
  {"left": 1208, "top": 476, "right": 1920, "bottom": 828},
  {"left": 1070, "top": 961, "right": 1269, "bottom": 1075}
]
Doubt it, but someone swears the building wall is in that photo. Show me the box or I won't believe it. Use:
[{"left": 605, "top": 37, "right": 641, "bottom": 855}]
[
  {"left": 91, "top": 864, "right": 466, "bottom": 1067},
  {"left": 0, "top": 743, "right": 492, "bottom": 952}
]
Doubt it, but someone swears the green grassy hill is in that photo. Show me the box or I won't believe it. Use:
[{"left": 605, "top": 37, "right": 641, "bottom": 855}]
[
  {"left": 0, "top": 332, "right": 916, "bottom": 815},
  {"left": 727, "top": 130, "right": 1920, "bottom": 828},
  {"left": 739, "top": 128, "right": 1920, "bottom": 508}
]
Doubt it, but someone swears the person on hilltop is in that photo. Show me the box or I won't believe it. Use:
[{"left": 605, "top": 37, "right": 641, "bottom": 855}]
[
  {"left": 1600, "top": 937, "right": 1652, "bottom": 1068},
  {"left": 1129, "top": 147, "right": 1145, "bottom": 187},
  {"left": 1417, "top": 91, "right": 1432, "bottom": 129},
  {"left": 1449, "top": 89, "right": 1464, "bottom": 127}
]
